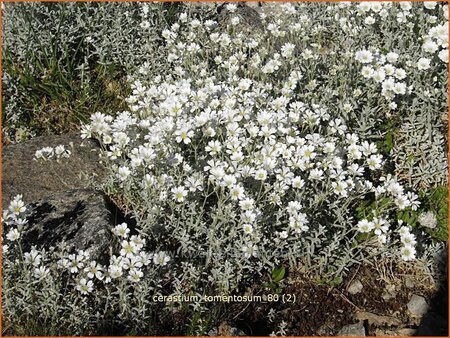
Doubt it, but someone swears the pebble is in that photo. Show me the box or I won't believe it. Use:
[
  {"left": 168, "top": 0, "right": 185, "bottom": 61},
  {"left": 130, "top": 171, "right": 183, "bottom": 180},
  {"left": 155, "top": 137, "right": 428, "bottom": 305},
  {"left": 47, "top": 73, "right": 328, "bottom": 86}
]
[
  {"left": 407, "top": 294, "right": 429, "bottom": 317},
  {"left": 347, "top": 280, "right": 364, "bottom": 294},
  {"left": 337, "top": 321, "right": 366, "bottom": 336}
]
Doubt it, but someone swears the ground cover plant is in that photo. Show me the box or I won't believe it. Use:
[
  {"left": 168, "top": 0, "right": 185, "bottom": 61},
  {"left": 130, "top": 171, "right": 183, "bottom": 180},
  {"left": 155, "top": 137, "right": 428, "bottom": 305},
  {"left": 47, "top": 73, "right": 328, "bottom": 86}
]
[{"left": 2, "top": 2, "right": 448, "bottom": 336}]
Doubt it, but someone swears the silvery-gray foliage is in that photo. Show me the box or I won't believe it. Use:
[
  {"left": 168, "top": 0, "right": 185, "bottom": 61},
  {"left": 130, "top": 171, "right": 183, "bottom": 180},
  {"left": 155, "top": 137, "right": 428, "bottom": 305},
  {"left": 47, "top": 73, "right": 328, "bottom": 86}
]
[{"left": 392, "top": 108, "right": 448, "bottom": 189}]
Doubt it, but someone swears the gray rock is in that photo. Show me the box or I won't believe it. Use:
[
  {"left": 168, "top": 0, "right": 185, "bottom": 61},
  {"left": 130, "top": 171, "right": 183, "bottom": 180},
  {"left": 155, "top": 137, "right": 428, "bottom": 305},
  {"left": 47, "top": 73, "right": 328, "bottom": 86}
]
[
  {"left": 347, "top": 280, "right": 364, "bottom": 295},
  {"left": 207, "top": 328, "right": 218, "bottom": 336},
  {"left": 337, "top": 321, "right": 366, "bottom": 337},
  {"left": 407, "top": 294, "right": 429, "bottom": 317},
  {"left": 18, "top": 189, "right": 114, "bottom": 260},
  {"left": 2, "top": 133, "right": 105, "bottom": 207}
]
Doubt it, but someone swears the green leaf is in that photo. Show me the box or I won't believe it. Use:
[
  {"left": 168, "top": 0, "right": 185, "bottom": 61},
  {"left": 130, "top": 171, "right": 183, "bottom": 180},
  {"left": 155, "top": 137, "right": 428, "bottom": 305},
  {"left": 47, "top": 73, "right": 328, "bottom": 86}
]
[{"left": 271, "top": 267, "right": 285, "bottom": 283}]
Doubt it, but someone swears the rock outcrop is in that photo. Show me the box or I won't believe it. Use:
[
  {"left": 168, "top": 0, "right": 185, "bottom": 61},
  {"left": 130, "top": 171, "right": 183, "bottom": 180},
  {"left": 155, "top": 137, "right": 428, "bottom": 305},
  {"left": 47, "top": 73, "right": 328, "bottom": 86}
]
[
  {"left": 20, "top": 189, "right": 114, "bottom": 259},
  {"left": 2, "top": 133, "right": 105, "bottom": 207}
]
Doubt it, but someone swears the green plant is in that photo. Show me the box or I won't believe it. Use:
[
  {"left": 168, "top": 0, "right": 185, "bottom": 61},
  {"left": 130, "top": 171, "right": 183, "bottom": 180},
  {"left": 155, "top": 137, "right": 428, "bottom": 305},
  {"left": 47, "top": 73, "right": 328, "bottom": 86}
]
[{"left": 263, "top": 267, "right": 286, "bottom": 294}]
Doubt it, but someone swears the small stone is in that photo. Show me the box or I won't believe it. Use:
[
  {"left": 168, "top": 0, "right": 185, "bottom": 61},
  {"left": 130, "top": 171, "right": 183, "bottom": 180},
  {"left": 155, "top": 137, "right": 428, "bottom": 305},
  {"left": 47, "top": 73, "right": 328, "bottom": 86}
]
[
  {"left": 337, "top": 321, "right": 366, "bottom": 336},
  {"left": 347, "top": 280, "right": 364, "bottom": 294},
  {"left": 404, "top": 277, "right": 415, "bottom": 288},
  {"left": 207, "top": 328, "right": 218, "bottom": 336},
  {"left": 382, "top": 284, "right": 397, "bottom": 300},
  {"left": 356, "top": 310, "right": 401, "bottom": 326},
  {"left": 407, "top": 294, "right": 429, "bottom": 317}
]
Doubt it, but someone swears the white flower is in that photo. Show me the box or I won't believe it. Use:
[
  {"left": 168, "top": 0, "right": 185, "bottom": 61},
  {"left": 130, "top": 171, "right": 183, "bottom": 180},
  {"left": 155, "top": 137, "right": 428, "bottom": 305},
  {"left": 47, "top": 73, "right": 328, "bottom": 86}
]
[
  {"left": 383, "top": 64, "right": 396, "bottom": 76},
  {"left": 238, "top": 78, "right": 252, "bottom": 91},
  {"left": 399, "top": 2, "right": 412, "bottom": 11},
  {"left": 24, "top": 249, "right": 42, "bottom": 266},
  {"left": 9, "top": 197, "right": 26, "bottom": 215},
  {"left": 373, "top": 68, "right": 386, "bottom": 82},
  {"left": 394, "top": 68, "right": 407, "bottom": 80},
  {"left": 361, "top": 66, "right": 374, "bottom": 78},
  {"left": 422, "top": 39, "right": 439, "bottom": 53},
  {"left": 190, "top": 19, "right": 201, "bottom": 28},
  {"left": 393, "top": 82, "right": 406, "bottom": 95},
  {"left": 364, "top": 16, "right": 376, "bottom": 25},
  {"left": 130, "top": 235, "right": 146, "bottom": 249},
  {"left": 54, "top": 144, "right": 71, "bottom": 158},
  {"left": 367, "top": 154, "right": 382, "bottom": 170},
  {"left": 281, "top": 43, "right": 295, "bottom": 58},
  {"left": 179, "top": 13, "right": 187, "bottom": 22},
  {"left": 239, "top": 198, "right": 255, "bottom": 211},
  {"left": 153, "top": 251, "right": 171, "bottom": 266},
  {"left": 205, "top": 140, "right": 222, "bottom": 155},
  {"left": 225, "top": 3, "right": 237, "bottom": 12},
  {"left": 357, "top": 219, "right": 375, "bottom": 233},
  {"left": 84, "top": 261, "right": 104, "bottom": 280},
  {"left": 332, "top": 180, "right": 348, "bottom": 197},
  {"left": 401, "top": 233, "right": 417, "bottom": 247},
  {"left": 117, "top": 166, "right": 131, "bottom": 181},
  {"left": 6, "top": 229, "right": 20, "bottom": 241},
  {"left": 114, "top": 223, "right": 130, "bottom": 238},
  {"left": 438, "top": 49, "right": 448, "bottom": 63},
  {"left": 230, "top": 16, "right": 240, "bottom": 26},
  {"left": 289, "top": 212, "right": 309, "bottom": 233},
  {"left": 291, "top": 176, "right": 305, "bottom": 189},
  {"left": 342, "top": 104, "right": 353, "bottom": 114},
  {"left": 175, "top": 128, "right": 194, "bottom": 144},
  {"left": 400, "top": 246, "right": 416, "bottom": 261},
  {"left": 254, "top": 169, "right": 268, "bottom": 181},
  {"left": 172, "top": 186, "right": 188, "bottom": 202},
  {"left": 386, "top": 52, "right": 399, "bottom": 64},
  {"left": 424, "top": 2, "right": 437, "bottom": 9},
  {"left": 230, "top": 185, "right": 245, "bottom": 200},
  {"left": 108, "top": 264, "right": 123, "bottom": 279},
  {"left": 242, "top": 243, "right": 258, "bottom": 258},
  {"left": 395, "top": 195, "right": 411, "bottom": 210},
  {"left": 34, "top": 266, "right": 50, "bottom": 279},
  {"left": 120, "top": 240, "right": 139, "bottom": 257},
  {"left": 373, "top": 217, "right": 389, "bottom": 236},
  {"left": 243, "top": 223, "right": 253, "bottom": 235},
  {"left": 355, "top": 50, "right": 374, "bottom": 63},
  {"left": 68, "top": 253, "right": 85, "bottom": 273},
  {"left": 417, "top": 58, "right": 431, "bottom": 70},
  {"left": 76, "top": 278, "right": 94, "bottom": 295},
  {"left": 128, "top": 268, "right": 144, "bottom": 282},
  {"left": 309, "top": 168, "right": 323, "bottom": 180}
]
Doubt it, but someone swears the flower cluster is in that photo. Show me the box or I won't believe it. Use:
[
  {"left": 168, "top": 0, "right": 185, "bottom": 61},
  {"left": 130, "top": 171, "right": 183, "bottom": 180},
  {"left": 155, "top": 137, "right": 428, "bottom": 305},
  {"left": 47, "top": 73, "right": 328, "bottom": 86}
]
[
  {"left": 34, "top": 144, "right": 72, "bottom": 162},
  {"left": 398, "top": 223, "right": 417, "bottom": 261},
  {"left": 53, "top": 222, "right": 171, "bottom": 295},
  {"left": 77, "top": 3, "right": 435, "bottom": 296},
  {"left": 2, "top": 195, "right": 29, "bottom": 247}
]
